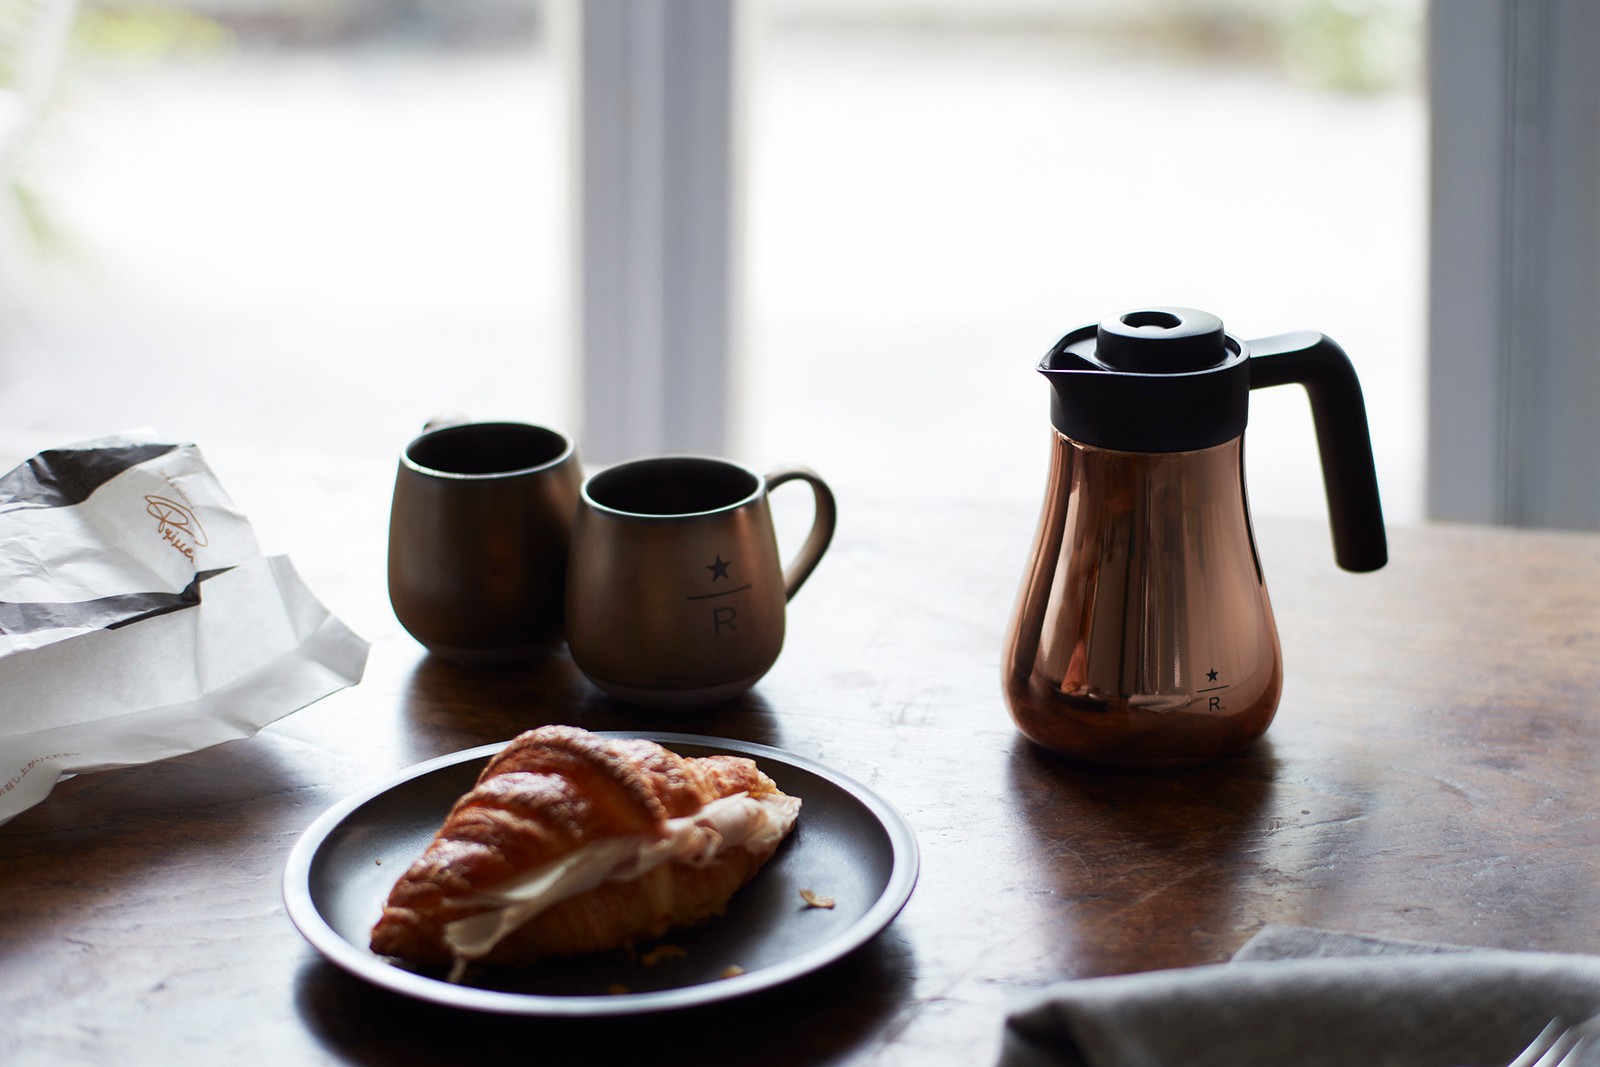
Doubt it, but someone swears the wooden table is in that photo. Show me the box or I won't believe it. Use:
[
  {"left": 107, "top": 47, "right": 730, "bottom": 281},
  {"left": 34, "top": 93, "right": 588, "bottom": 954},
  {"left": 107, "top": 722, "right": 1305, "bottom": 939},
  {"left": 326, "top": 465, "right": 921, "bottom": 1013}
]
[{"left": 3, "top": 456, "right": 1599, "bottom": 1066}]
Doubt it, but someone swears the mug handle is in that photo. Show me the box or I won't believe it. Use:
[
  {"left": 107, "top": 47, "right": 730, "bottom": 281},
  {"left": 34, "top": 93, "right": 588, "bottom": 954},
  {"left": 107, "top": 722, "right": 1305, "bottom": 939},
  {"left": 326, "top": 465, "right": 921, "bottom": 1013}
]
[{"left": 765, "top": 466, "right": 837, "bottom": 601}]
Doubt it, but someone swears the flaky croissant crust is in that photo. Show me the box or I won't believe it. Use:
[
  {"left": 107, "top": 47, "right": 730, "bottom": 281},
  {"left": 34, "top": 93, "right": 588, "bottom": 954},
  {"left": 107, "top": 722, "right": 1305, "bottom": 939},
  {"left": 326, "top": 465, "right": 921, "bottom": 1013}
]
[{"left": 370, "top": 725, "right": 791, "bottom": 969}]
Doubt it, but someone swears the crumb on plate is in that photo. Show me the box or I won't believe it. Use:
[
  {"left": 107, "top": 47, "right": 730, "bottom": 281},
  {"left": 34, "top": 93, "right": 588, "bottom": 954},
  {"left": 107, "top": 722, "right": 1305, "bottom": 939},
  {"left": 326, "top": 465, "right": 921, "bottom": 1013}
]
[
  {"left": 641, "top": 944, "right": 687, "bottom": 966},
  {"left": 799, "top": 888, "right": 836, "bottom": 909}
]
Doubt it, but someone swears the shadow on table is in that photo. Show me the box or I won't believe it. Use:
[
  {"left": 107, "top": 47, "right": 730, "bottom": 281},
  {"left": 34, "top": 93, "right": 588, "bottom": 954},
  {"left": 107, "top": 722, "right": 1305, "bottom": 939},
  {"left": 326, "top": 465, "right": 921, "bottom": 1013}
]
[
  {"left": 292, "top": 923, "right": 917, "bottom": 1066},
  {"left": 1003, "top": 734, "right": 1281, "bottom": 974},
  {"left": 395, "top": 646, "right": 792, "bottom": 765}
]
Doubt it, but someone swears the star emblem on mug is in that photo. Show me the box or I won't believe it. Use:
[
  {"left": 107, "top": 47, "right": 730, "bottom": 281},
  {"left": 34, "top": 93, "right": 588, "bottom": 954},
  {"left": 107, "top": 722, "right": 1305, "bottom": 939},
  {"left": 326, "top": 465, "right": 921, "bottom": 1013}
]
[{"left": 707, "top": 555, "right": 732, "bottom": 581}]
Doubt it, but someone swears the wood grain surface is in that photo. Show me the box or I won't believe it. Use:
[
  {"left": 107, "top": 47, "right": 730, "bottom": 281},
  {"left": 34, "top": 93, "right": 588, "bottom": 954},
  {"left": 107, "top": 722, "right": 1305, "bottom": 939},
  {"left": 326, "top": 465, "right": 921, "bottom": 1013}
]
[{"left": 3, "top": 456, "right": 1598, "bottom": 1066}]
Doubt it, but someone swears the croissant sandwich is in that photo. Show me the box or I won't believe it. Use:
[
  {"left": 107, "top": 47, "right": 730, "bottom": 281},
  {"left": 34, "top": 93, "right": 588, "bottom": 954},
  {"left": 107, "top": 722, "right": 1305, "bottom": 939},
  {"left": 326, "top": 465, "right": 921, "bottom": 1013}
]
[{"left": 370, "top": 726, "right": 800, "bottom": 980}]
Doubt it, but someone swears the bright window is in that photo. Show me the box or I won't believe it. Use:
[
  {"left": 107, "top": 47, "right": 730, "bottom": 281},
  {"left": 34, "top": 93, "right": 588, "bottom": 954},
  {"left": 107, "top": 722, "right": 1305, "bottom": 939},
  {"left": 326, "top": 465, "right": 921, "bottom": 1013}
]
[
  {"left": 2, "top": 0, "right": 570, "bottom": 465},
  {"left": 5, "top": 1, "right": 1426, "bottom": 526},
  {"left": 739, "top": 2, "right": 1425, "bottom": 522}
]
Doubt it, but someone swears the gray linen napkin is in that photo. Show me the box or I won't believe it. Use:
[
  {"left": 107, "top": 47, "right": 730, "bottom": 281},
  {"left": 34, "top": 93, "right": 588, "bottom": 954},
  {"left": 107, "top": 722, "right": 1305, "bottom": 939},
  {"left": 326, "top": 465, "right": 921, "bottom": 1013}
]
[{"left": 1000, "top": 926, "right": 1600, "bottom": 1067}]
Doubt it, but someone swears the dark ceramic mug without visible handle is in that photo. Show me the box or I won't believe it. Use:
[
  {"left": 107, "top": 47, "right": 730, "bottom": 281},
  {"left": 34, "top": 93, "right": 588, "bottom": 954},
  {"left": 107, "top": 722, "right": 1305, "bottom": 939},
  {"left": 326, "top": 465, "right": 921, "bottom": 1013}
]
[
  {"left": 388, "top": 421, "right": 582, "bottom": 664},
  {"left": 565, "top": 456, "right": 836, "bottom": 708}
]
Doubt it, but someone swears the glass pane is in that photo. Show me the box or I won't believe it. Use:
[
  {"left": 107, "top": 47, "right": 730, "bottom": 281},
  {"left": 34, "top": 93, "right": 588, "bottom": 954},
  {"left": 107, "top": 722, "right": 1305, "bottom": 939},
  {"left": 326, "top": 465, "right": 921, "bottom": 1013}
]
[
  {"left": 2, "top": 0, "right": 567, "bottom": 468},
  {"left": 740, "top": 0, "right": 1425, "bottom": 524}
]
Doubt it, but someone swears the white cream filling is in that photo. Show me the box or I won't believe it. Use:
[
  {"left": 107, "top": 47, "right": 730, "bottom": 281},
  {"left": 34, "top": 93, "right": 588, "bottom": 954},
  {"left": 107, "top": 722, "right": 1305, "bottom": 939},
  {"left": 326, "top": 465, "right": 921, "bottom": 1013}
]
[{"left": 441, "top": 791, "right": 801, "bottom": 977}]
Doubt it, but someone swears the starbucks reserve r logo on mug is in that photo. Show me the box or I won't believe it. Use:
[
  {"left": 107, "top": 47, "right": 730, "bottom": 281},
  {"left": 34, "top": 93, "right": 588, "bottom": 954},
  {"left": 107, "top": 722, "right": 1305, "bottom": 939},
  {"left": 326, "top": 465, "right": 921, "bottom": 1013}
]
[{"left": 565, "top": 456, "right": 836, "bottom": 708}]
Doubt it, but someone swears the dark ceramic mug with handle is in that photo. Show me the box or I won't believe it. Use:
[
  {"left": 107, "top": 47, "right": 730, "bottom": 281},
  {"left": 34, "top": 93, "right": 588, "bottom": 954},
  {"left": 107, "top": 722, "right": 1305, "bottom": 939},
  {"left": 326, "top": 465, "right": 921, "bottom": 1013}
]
[{"left": 565, "top": 455, "right": 836, "bottom": 707}]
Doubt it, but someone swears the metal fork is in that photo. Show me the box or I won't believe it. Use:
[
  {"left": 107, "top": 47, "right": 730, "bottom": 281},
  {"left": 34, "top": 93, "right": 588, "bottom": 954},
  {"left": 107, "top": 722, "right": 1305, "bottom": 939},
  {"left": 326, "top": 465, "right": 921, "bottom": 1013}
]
[{"left": 1506, "top": 1018, "right": 1599, "bottom": 1067}]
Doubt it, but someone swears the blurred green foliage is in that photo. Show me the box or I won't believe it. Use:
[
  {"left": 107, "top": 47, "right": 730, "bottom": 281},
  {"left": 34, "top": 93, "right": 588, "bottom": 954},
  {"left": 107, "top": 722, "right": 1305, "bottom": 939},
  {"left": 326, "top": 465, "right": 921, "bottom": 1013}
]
[
  {"left": 71, "top": 5, "right": 235, "bottom": 59},
  {"left": 1284, "top": 0, "right": 1421, "bottom": 92}
]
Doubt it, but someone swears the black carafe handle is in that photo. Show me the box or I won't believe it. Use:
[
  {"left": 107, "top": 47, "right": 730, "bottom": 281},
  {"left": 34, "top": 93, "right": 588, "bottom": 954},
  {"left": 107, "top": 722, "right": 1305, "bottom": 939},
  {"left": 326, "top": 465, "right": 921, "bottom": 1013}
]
[{"left": 1247, "top": 331, "right": 1388, "bottom": 572}]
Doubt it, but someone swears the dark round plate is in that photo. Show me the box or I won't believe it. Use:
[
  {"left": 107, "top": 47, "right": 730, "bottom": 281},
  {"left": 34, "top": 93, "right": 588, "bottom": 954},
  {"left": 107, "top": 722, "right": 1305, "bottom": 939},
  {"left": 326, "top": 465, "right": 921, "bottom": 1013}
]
[{"left": 282, "top": 732, "right": 919, "bottom": 1016}]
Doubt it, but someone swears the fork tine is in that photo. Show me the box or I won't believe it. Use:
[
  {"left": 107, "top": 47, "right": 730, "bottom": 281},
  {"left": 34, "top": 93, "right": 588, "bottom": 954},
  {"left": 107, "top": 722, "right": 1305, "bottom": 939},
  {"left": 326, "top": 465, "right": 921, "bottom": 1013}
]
[
  {"left": 1509, "top": 1021, "right": 1569, "bottom": 1067},
  {"left": 1550, "top": 1025, "right": 1598, "bottom": 1067},
  {"left": 1531, "top": 1028, "right": 1587, "bottom": 1067}
]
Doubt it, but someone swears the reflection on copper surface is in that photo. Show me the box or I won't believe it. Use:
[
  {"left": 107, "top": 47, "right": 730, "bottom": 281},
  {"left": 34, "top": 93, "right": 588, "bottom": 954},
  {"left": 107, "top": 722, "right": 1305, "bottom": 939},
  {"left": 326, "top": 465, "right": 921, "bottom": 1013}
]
[{"left": 1004, "top": 433, "right": 1282, "bottom": 766}]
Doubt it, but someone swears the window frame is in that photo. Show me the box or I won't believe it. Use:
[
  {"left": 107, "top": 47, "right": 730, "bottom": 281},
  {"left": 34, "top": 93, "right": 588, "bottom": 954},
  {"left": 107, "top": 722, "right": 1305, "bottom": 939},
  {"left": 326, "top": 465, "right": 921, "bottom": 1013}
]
[
  {"left": 569, "top": 0, "right": 739, "bottom": 464},
  {"left": 1427, "top": 0, "right": 1600, "bottom": 528}
]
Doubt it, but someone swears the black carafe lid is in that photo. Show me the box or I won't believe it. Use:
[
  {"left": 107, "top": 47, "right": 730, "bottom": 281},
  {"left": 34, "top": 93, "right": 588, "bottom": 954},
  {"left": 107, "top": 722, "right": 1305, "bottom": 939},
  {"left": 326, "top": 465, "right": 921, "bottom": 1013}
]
[
  {"left": 1039, "top": 306, "right": 1388, "bottom": 572},
  {"left": 1041, "top": 307, "right": 1249, "bottom": 453}
]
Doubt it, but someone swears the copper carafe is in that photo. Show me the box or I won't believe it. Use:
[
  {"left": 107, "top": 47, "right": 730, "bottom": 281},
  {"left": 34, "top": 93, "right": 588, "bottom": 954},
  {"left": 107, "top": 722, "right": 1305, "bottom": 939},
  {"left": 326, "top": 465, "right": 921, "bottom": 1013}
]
[{"left": 1003, "top": 308, "right": 1387, "bottom": 766}]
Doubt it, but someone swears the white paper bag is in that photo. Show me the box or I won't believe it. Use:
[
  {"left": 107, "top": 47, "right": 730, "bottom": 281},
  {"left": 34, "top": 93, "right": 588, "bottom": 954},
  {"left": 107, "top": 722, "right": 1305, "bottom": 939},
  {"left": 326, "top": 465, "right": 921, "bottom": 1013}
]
[{"left": 0, "top": 432, "right": 369, "bottom": 824}]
